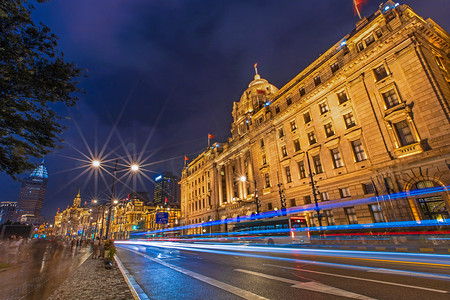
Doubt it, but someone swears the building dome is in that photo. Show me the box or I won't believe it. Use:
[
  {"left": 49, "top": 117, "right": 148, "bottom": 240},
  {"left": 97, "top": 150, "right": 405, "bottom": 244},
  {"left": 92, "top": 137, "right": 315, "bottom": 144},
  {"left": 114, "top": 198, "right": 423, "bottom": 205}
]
[{"left": 233, "top": 66, "right": 278, "bottom": 126}]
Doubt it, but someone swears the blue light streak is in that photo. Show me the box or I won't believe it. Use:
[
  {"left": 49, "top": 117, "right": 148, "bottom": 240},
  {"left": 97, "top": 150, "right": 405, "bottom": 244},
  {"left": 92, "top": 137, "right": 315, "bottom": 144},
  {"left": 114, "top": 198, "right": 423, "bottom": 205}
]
[{"left": 130, "top": 186, "right": 449, "bottom": 237}]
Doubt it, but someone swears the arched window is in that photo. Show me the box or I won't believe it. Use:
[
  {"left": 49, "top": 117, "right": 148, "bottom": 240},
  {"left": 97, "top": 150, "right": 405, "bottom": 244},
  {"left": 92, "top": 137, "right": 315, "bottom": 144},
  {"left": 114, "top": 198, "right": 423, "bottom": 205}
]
[{"left": 414, "top": 180, "right": 449, "bottom": 220}]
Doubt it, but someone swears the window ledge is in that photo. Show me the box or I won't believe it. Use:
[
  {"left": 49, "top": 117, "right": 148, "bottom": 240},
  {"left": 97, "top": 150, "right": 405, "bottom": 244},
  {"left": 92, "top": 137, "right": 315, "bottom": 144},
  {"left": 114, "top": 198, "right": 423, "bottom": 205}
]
[{"left": 394, "top": 142, "right": 423, "bottom": 158}]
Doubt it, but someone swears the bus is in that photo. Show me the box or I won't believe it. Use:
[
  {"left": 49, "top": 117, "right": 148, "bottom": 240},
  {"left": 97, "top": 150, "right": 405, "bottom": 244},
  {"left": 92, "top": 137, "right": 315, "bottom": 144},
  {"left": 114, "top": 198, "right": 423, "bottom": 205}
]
[{"left": 231, "top": 216, "right": 311, "bottom": 245}]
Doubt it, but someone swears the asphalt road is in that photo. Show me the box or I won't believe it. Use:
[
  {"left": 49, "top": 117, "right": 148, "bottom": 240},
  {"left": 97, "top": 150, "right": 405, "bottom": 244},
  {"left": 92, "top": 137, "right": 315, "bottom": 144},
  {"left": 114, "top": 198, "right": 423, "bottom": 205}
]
[{"left": 116, "top": 241, "right": 450, "bottom": 300}]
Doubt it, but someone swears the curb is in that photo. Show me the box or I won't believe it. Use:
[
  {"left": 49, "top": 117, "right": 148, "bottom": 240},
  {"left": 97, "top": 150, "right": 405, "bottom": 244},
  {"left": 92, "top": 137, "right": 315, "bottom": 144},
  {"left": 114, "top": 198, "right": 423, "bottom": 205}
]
[{"left": 115, "top": 254, "right": 149, "bottom": 300}]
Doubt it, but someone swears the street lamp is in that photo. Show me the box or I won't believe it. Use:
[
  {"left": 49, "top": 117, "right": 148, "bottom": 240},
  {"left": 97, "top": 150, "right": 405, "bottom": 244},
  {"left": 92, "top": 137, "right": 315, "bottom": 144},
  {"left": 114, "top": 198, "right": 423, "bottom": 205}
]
[
  {"left": 92, "top": 159, "right": 139, "bottom": 240},
  {"left": 239, "top": 175, "right": 260, "bottom": 215}
]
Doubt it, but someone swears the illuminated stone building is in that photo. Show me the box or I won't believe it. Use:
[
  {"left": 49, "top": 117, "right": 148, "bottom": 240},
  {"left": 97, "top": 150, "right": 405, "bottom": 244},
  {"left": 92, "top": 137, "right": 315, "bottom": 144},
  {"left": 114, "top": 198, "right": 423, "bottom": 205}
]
[
  {"left": 16, "top": 161, "right": 48, "bottom": 223},
  {"left": 54, "top": 191, "right": 91, "bottom": 237},
  {"left": 180, "top": 1, "right": 450, "bottom": 231}
]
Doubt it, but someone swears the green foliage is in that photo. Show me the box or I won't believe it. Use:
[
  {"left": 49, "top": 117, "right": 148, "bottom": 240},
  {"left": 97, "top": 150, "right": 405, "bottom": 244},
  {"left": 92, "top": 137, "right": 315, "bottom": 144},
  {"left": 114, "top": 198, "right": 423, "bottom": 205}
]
[
  {"left": 104, "top": 239, "right": 116, "bottom": 259},
  {"left": 0, "top": 0, "right": 84, "bottom": 178}
]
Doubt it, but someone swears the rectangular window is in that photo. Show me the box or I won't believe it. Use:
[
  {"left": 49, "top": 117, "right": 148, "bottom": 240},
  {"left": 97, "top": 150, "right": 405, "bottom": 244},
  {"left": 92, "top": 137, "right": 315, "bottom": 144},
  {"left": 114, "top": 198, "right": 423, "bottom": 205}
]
[
  {"left": 330, "top": 62, "right": 340, "bottom": 74},
  {"left": 324, "top": 122, "right": 335, "bottom": 137},
  {"left": 345, "top": 207, "right": 358, "bottom": 224},
  {"left": 319, "top": 102, "right": 329, "bottom": 114},
  {"left": 351, "top": 139, "right": 367, "bottom": 162},
  {"left": 339, "top": 187, "right": 351, "bottom": 198},
  {"left": 362, "top": 183, "right": 375, "bottom": 194},
  {"left": 394, "top": 120, "right": 415, "bottom": 146},
  {"left": 286, "top": 96, "right": 292, "bottom": 106},
  {"left": 325, "top": 210, "right": 335, "bottom": 226},
  {"left": 290, "top": 199, "right": 296, "bottom": 207},
  {"left": 382, "top": 89, "right": 400, "bottom": 109},
  {"left": 260, "top": 138, "right": 265, "bottom": 148},
  {"left": 321, "top": 192, "right": 330, "bottom": 201},
  {"left": 262, "top": 154, "right": 267, "bottom": 165},
  {"left": 265, "top": 173, "right": 270, "bottom": 188},
  {"left": 313, "top": 155, "right": 323, "bottom": 174},
  {"left": 293, "top": 139, "right": 301, "bottom": 152},
  {"left": 375, "top": 28, "right": 383, "bottom": 38},
  {"left": 337, "top": 91, "right": 348, "bottom": 104},
  {"left": 374, "top": 64, "right": 388, "bottom": 81},
  {"left": 308, "top": 131, "right": 317, "bottom": 145},
  {"left": 285, "top": 166, "right": 292, "bottom": 183},
  {"left": 290, "top": 120, "right": 297, "bottom": 131},
  {"left": 357, "top": 42, "right": 364, "bottom": 51},
  {"left": 365, "top": 34, "right": 375, "bottom": 46},
  {"left": 275, "top": 105, "right": 280, "bottom": 114},
  {"left": 331, "top": 148, "right": 344, "bottom": 168},
  {"left": 297, "top": 161, "right": 306, "bottom": 179},
  {"left": 369, "top": 204, "right": 385, "bottom": 223},
  {"left": 268, "top": 203, "right": 273, "bottom": 210},
  {"left": 343, "top": 112, "right": 356, "bottom": 129},
  {"left": 299, "top": 87, "right": 306, "bottom": 97},
  {"left": 278, "top": 127, "right": 284, "bottom": 138},
  {"left": 304, "top": 195, "right": 311, "bottom": 204},
  {"left": 314, "top": 75, "right": 321, "bottom": 86},
  {"left": 281, "top": 145, "right": 288, "bottom": 157},
  {"left": 303, "top": 111, "right": 311, "bottom": 124}
]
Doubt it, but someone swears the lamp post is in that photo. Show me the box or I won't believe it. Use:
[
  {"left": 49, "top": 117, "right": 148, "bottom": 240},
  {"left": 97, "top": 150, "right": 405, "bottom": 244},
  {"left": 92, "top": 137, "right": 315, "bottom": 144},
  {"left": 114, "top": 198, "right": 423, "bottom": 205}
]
[
  {"left": 306, "top": 152, "right": 323, "bottom": 229},
  {"left": 92, "top": 159, "right": 139, "bottom": 240},
  {"left": 239, "top": 176, "right": 260, "bottom": 215}
]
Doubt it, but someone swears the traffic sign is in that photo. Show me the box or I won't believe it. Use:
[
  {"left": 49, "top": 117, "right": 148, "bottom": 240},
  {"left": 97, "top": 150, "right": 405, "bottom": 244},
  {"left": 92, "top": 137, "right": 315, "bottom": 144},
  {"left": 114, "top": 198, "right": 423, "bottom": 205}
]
[{"left": 156, "top": 212, "right": 169, "bottom": 224}]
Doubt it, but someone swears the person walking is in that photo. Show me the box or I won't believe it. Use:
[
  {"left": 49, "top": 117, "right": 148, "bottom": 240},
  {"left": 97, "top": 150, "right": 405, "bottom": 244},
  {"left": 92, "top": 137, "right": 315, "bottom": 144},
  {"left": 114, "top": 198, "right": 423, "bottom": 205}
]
[{"left": 92, "top": 237, "right": 100, "bottom": 259}]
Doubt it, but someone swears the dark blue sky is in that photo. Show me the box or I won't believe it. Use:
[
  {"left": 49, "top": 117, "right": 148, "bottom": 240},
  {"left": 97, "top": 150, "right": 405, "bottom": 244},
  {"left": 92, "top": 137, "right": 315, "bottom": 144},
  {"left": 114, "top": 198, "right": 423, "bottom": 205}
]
[{"left": 1, "top": 0, "right": 448, "bottom": 219}]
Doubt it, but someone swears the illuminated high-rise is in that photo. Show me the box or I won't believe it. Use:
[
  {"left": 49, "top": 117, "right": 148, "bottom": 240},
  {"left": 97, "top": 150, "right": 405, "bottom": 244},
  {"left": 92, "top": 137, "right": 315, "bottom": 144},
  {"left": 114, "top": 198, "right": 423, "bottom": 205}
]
[{"left": 17, "top": 161, "right": 48, "bottom": 222}]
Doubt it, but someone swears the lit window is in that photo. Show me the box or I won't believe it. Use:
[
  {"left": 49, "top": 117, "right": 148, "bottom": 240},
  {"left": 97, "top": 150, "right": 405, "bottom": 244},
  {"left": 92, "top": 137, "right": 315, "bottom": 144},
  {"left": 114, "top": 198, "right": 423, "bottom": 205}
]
[
  {"left": 331, "top": 148, "right": 344, "bottom": 168},
  {"left": 262, "top": 154, "right": 267, "bottom": 165},
  {"left": 331, "top": 62, "right": 340, "bottom": 74},
  {"left": 314, "top": 75, "right": 321, "bottom": 86},
  {"left": 285, "top": 166, "right": 292, "bottom": 183},
  {"left": 374, "top": 65, "right": 388, "bottom": 81},
  {"left": 275, "top": 105, "right": 280, "bottom": 114},
  {"left": 362, "top": 183, "right": 375, "bottom": 194},
  {"left": 319, "top": 102, "right": 329, "bottom": 114},
  {"left": 365, "top": 34, "right": 375, "bottom": 47},
  {"left": 299, "top": 87, "right": 306, "bottom": 97},
  {"left": 357, "top": 42, "right": 364, "bottom": 51},
  {"left": 337, "top": 91, "right": 348, "bottom": 105},
  {"left": 340, "top": 187, "right": 351, "bottom": 198},
  {"left": 281, "top": 146, "right": 288, "bottom": 157},
  {"left": 286, "top": 96, "right": 292, "bottom": 106},
  {"left": 303, "top": 111, "right": 311, "bottom": 124},
  {"left": 351, "top": 139, "right": 367, "bottom": 162},
  {"left": 382, "top": 89, "right": 400, "bottom": 109},
  {"left": 304, "top": 195, "right": 311, "bottom": 204},
  {"left": 297, "top": 161, "right": 306, "bottom": 179},
  {"left": 435, "top": 56, "right": 446, "bottom": 70},
  {"left": 278, "top": 127, "right": 284, "bottom": 138},
  {"left": 265, "top": 173, "right": 270, "bottom": 187},
  {"left": 369, "top": 204, "right": 385, "bottom": 223},
  {"left": 343, "top": 112, "right": 356, "bottom": 129},
  {"left": 324, "top": 122, "right": 335, "bottom": 138},
  {"left": 308, "top": 131, "right": 317, "bottom": 145},
  {"left": 313, "top": 155, "right": 323, "bottom": 174},
  {"left": 394, "top": 120, "right": 415, "bottom": 146},
  {"left": 345, "top": 207, "right": 358, "bottom": 224},
  {"left": 325, "top": 210, "right": 335, "bottom": 225},
  {"left": 321, "top": 192, "right": 330, "bottom": 201},
  {"left": 293, "top": 139, "right": 301, "bottom": 152},
  {"left": 290, "top": 120, "right": 297, "bottom": 131},
  {"left": 375, "top": 28, "right": 383, "bottom": 38}
]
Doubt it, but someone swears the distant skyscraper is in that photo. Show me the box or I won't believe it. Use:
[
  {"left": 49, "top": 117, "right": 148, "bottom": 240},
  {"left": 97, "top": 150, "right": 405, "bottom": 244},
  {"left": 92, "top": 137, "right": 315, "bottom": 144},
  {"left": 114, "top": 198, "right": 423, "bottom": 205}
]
[
  {"left": 17, "top": 161, "right": 48, "bottom": 221},
  {"left": 153, "top": 172, "right": 180, "bottom": 205},
  {"left": 0, "top": 202, "right": 17, "bottom": 225}
]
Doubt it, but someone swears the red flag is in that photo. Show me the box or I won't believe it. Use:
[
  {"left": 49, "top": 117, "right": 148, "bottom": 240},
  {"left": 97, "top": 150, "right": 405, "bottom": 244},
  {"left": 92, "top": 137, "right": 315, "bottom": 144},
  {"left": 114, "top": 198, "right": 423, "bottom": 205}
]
[
  {"left": 184, "top": 155, "right": 189, "bottom": 161},
  {"left": 353, "top": 0, "right": 366, "bottom": 18},
  {"left": 165, "top": 197, "right": 168, "bottom": 203},
  {"left": 208, "top": 134, "right": 215, "bottom": 139}
]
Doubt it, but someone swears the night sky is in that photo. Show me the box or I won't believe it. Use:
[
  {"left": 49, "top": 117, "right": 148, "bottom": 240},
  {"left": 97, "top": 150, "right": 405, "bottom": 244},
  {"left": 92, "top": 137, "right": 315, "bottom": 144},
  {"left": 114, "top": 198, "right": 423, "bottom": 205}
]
[{"left": 1, "top": 0, "right": 448, "bottom": 219}]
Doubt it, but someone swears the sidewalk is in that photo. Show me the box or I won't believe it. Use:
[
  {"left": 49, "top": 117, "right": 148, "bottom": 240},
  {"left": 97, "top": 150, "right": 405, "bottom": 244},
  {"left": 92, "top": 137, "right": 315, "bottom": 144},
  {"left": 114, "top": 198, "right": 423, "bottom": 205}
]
[{"left": 48, "top": 257, "right": 134, "bottom": 300}]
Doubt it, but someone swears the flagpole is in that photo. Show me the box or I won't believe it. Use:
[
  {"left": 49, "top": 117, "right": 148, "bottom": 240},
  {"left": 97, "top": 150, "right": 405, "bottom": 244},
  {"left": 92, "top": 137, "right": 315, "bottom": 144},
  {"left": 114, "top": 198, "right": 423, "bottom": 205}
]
[
  {"left": 208, "top": 136, "right": 210, "bottom": 147},
  {"left": 353, "top": 0, "right": 362, "bottom": 19}
]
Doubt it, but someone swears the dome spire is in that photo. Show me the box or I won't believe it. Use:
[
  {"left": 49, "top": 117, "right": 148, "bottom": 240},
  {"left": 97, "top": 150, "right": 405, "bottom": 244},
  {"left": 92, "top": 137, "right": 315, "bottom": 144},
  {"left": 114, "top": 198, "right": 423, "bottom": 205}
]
[{"left": 254, "top": 63, "right": 259, "bottom": 75}]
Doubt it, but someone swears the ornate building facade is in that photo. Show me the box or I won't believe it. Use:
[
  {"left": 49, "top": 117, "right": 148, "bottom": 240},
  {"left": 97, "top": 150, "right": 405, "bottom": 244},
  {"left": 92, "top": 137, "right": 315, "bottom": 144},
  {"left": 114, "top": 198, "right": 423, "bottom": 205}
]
[
  {"left": 54, "top": 191, "right": 91, "bottom": 237},
  {"left": 180, "top": 2, "right": 450, "bottom": 232}
]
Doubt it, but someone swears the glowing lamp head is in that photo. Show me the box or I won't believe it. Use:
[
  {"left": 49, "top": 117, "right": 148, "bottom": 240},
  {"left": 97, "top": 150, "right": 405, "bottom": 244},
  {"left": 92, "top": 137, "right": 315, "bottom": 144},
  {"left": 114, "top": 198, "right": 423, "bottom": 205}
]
[
  {"left": 92, "top": 160, "right": 100, "bottom": 167},
  {"left": 113, "top": 200, "right": 119, "bottom": 204},
  {"left": 131, "top": 164, "right": 139, "bottom": 171},
  {"left": 93, "top": 199, "right": 98, "bottom": 203},
  {"left": 240, "top": 176, "right": 247, "bottom": 182}
]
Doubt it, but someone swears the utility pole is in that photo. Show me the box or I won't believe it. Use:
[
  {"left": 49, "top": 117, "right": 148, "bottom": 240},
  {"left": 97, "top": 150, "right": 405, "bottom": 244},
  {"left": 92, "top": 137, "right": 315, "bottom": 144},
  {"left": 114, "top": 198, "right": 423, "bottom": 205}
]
[
  {"left": 277, "top": 172, "right": 287, "bottom": 215},
  {"left": 254, "top": 178, "right": 260, "bottom": 214},
  {"left": 306, "top": 152, "right": 323, "bottom": 228}
]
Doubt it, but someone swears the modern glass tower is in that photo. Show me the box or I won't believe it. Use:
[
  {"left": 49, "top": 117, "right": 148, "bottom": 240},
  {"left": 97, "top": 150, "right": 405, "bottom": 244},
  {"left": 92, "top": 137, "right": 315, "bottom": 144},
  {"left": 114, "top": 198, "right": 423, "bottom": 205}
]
[{"left": 17, "top": 161, "right": 48, "bottom": 221}]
